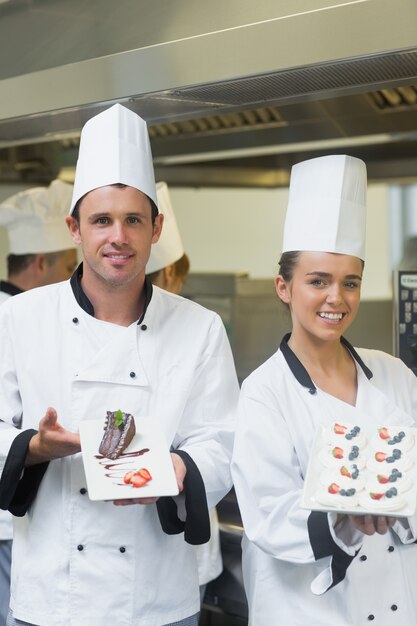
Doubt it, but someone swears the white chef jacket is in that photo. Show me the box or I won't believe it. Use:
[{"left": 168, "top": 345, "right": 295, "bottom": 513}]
[
  {"left": 0, "top": 286, "right": 15, "bottom": 541},
  {"left": 0, "top": 276, "right": 238, "bottom": 626},
  {"left": 232, "top": 336, "right": 417, "bottom": 626}
]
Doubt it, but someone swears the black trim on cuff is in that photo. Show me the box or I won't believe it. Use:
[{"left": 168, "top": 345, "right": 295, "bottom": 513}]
[
  {"left": 308, "top": 510, "right": 357, "bottom": 590},
  {"left": 0, "top": 429, "right": 49, "bottom": 516},
  {"left": 156, "top": 450, "right": 210, "bottom": 545}
]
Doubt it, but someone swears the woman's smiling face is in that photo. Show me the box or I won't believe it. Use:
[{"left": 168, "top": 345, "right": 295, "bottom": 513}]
[{"left": 275, "top": 251, "right": 363, "bottom": 343}]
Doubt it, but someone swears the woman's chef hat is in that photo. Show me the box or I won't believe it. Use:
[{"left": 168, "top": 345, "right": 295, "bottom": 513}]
[
  {"left": 69, "top": 103, "right": 157, "bottom": 214},
  {"left": 0, "top": 179, "right": 75, "bottom": 254},
  {"left": 282, "top": 154, "right": 367, "bottom": 260},
  {"left": 146, "top": 182, "right": 184, "bottom": 274}
]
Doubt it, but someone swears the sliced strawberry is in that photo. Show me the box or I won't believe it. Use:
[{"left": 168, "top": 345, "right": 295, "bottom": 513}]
[
  {"left": 328, "top": 482, "right": 340, "bottom": 494},
  {"left": 131, "top": 474, "right": 149, "bottom": 488},
  {"left": 340, "top": 466, "right": 351, "bottom": 478},
  {"left": 375, "top": 451, "right": 386, "bottom": 462},
  {"left": 334, "top": 423, "right": 347, "bottom": 435},
  {"left": 332, "top": 446, "right": 344, "bottom": 459},
  {"left": 378, "top": 427, "right": 390, "bottom": 440},
  {"left": 370, "top": 492, "right": 384, "bottom": 500},
  {"left": 377, "top": 474, "right": 389, "bottom": 484},
  {"left": 123, "top": 471, "right": 135, "bottom": 484},
  {"left": 137, "top": 468, "right": 152, "bottom": 481}
]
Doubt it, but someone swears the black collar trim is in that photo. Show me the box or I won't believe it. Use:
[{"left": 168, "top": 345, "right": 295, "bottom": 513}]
[
  {"left": 0, "top": 280, "right": 23, "bottom": 297},
  {"left": 69, "top": 262, "right": 153, "bottom": 324},
  {"left": 280, "top": 333, "right": 373, "bottom": 395}
]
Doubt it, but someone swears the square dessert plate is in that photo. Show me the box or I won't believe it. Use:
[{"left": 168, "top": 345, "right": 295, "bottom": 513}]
[
  {"left": 79, "top": 416, "right": 179, "bottom": 501},
  {"left": 300, "top": 424, "right": 417, "bottom": 517}
]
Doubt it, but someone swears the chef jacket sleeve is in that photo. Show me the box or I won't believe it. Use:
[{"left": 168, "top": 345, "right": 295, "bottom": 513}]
[
  {"left": 170, "top": 314, "right": 239, "bottom": 511},
  {"left": 232, "top": 382, "right": 361, "bottom": 593},
  {"left": 0, "top": 304, "right": 49, "bottom": 515}
]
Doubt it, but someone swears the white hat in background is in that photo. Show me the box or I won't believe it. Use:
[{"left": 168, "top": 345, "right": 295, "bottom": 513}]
[
  {"left": 146, "top": 182, "right": 184, "bottom": 274},
  {"left": 0, "top": 179, "right": 75, "bottom": 254},
  {"left": 282, "top": 154, "right": 367, "bottom": 260},
  {"left": 69, "top": 103, "right": 157, "bottom": 214}
]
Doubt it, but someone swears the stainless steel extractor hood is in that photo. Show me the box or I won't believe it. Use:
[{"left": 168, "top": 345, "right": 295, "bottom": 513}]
[{"left": 0, "top": 0, "right": 417, "bottom": 184}]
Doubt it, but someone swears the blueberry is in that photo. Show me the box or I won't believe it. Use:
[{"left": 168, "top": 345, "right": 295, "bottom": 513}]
[
  {"left": 399, "top": 431, "right": 405, "bottom": 438},
  {"left": 386, "top": 491, "right": 392, "bottom": 498},
  {"left": 352, "top": 445, "right": 359, "bottom": 452},
  {"left": 397, "top": 471, "right": 402, "bottom": 478},
  {"left": 340, "top": 489, "right": 346, "bottom": 496},
  {"left": 354, "top": 426, "right": 360, "bottom": 433},
  {"left": 386, "top": 456, "right": 394, "bottom": 463},
  {"left": 348, "top": 453, "right": 354, "bottom": 461},
  {"left": 352, "top": 470, "right": 359, "bottom": 479},
  {"left": 345, "top": 433, "right": 352, "bottom": 440},
  {"left": 393, "top": 449, "right": 401, "bottom": 459},
  {"left": 347, "top": 488, "right": 356, "bottom": 496},
  {"left": 389, "top": 475, "right": 396, "bottom": 482}
]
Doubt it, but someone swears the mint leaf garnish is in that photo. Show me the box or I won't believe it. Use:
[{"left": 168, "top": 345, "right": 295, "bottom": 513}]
[{"left": 115, "top": 409, "right": 124, "bottom": 427}]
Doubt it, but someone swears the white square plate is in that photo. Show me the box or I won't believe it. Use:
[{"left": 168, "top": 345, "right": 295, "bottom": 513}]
[
  {"left": 79, "top": 416, "right": 179, "bottom": 501},
  {"left": 300, "top": 423, "right": 417, "bottom": 517}
]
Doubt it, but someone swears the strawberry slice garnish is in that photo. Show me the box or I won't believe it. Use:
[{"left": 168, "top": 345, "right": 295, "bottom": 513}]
[
  {"left": 328, "top": 483, "right": 340, "bottom": 494},
  {"left": 370, "top": 492, "right": 384, "bottom": 500},
  {"left": 340, "top": 466, "right": 351, "bottom": 478},
  {"left": 375, "top": 451, "right": 386, "bottom": 462},
  {"left": 137, "top": 468, "right": 152, "bottom": 481},
  {"left": 334, "top": 423, "right": 347, "bottom": 435},
  {"left": 332, "top": 446, "right": 344, "bottom": 459},
  {"left": 378, "top": 427, "right": 390, "bottom": 440},
  {"left": 377, "top": 474, "right": 389, "bottom": 484},
  {"left": 131, "top": 474, "right": 149, "bottom": 488},
  {"left": 123, "top": 471, "right": 135, "bottom": 484}
]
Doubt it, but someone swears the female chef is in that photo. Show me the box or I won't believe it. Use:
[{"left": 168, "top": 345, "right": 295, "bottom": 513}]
[{"left": 232, "top": 155, "right": 417, "bottom": 625}]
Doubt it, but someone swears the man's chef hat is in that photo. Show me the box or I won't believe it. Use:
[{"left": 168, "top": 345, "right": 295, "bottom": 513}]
[
  {"left": 0, "top": 179, "right": 75, "bottom": 254},
  {"left": 282, "top": 154, "right": 367, "bottom": 260},
  {"left": 69, "top": 103, "right": 157, "bottom": 214},
  {"left": 146, "top": 182, "right": 184, "bottom": 274}
]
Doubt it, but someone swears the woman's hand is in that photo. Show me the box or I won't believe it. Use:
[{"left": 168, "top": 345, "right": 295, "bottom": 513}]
[{"left": 348, "top": 514, "right": 396, "bottom": 535}]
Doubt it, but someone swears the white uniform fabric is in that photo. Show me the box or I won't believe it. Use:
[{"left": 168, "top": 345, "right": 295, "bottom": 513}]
[
  {"left": 0, "top": 281, "right": 238, "bottom": 626},
  {"left": 195, "top": 508, "right": 222, "bottom": 586},
  {"left": 232, "top": 345, "right": 417, "bottom": 626},
  {"left": 0, "top": 292, "right": 10, "bottom": 306},
  {"left": 0, "top": 290, "right": 13, "bottom": 626},
  {"left": 0, "top": 289, "right": 13, "bottom": 540}
]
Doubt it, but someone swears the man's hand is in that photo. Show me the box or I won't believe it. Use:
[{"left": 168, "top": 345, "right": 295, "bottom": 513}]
[
  {"left": 113, "top": 451, "right": 187, "bottom": 507},
  {"left": 26, "top": 407, "right": 81, "bottom": 466},
  {"left": 349, "top": 514, "right": 396, "bottom": 535}
]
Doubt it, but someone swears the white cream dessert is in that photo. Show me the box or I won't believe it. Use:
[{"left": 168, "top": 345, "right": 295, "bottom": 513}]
[
  {"left": 322, "top": 422, "right": 367, "bottom": 447},
  {"left": 370, "top": 426, "right": 415, "bottom": 453}
]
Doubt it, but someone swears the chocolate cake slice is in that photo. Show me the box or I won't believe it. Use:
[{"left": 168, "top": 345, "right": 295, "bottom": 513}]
[{"left": 99, "top": 410, "right": 136, "bottom": 460}]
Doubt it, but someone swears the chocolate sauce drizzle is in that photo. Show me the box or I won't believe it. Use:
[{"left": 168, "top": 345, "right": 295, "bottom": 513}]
[{"left": 95, "top": 448, "right": 150, "bottom": 485}]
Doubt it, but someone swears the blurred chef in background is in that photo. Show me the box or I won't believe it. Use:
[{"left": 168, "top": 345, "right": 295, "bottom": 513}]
[
  {"left": 146, "top": 182, "right": 223, "bottom": 603},
  {"left": 0, "top": 180, "right": 78, "bottom": 303},
  {"left": 0, "top": 178, "right": 77, "bottom": 626}
]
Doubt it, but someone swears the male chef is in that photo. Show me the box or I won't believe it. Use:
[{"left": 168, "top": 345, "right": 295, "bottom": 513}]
[
  {"left": 0, "top": 104, "right": 238, "bottom": 626},
  {"left": 0, "top": 179, "right": 77, "bottom": 626}
]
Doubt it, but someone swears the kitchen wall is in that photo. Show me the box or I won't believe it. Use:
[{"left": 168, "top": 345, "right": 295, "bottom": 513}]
[
  {"left": 170, "top": 183, "right": 392, "bottom": 300},
  {"left": 0, "top": 183, "right": 392, "bottom": 301}
]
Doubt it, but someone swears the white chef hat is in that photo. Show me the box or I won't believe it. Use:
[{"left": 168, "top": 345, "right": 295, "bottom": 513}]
[
  {"left": 146, "top": 182, "right": 184, "bottom": 274},
  {"left": 69, "top": 103, "right": 157, "bottom": 214},
  {"left": 0, "top": 179, "right": 75, "bottom": 254},
  {"left": 282, "top": 154, "right": 367, "bottom": 260}
]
